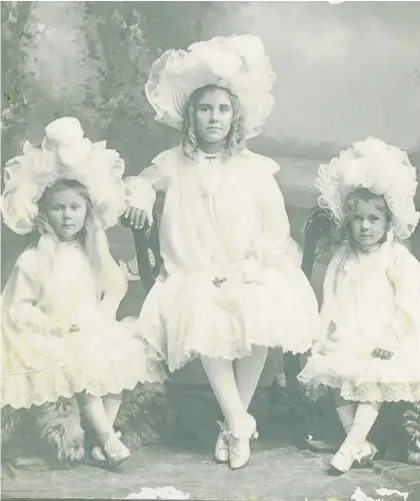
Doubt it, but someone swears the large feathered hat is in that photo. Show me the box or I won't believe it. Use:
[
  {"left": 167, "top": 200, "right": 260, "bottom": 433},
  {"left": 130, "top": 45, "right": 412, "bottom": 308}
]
[
  {"left": 316, "top": 137, "right": 419, "bottom": 240},
  {"left": 145, "top": 35, "right": 276, "bottom": 139},
  {"left": 1, "top": 117, "right": 127, "bottom": 234}
]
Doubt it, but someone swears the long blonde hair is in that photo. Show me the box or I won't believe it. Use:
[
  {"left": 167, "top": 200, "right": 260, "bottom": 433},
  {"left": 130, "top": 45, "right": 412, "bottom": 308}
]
[
  {"left": 34, "top": 179, "right": 126, "bottom": 300},
  {"left": 181, "top": 84, "right": 246, "bottom": 162}
]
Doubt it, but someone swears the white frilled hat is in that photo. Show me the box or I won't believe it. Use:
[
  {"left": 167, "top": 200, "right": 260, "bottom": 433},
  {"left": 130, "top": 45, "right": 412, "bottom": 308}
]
[
  {"left": 1, "top": 117, "right": 127, "bottom": 234},
  {"left": 316, "top": 137, "right": 419, "bottom": 240},
  {"left": 145, "top": 34, "right": 276, "bottom": 139}
]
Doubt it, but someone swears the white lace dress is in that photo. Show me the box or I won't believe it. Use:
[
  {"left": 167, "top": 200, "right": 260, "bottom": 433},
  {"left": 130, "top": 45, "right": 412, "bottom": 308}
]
[
  {"left": 1, "top": 241, "right": 164, "bottom": 409},
  {"left": 298, "top": 241, "right": 420, "bottom": 403},
  {"left": 125, "top": 147, "right": 321, "bottom": 372}
]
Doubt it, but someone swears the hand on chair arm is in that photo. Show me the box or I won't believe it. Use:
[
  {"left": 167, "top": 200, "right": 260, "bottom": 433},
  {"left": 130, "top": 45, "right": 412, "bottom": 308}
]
[{"left": 123, "top": 176, "right": 156, "bottom": 228}]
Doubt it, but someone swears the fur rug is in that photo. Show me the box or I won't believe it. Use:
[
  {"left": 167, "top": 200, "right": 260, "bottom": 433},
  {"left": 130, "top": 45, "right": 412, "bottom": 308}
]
[
  {"left": 270, "top": 378, "right": 420, "bottom": 464},
  {"left": 1, "top": 382, "right": 174, "bottom": 474},
  {"left": 404, "top": 401, "right": 420, "bottom": 465},
  {"left": 2, "top": 384, "right": 419, "bottom": 475}
]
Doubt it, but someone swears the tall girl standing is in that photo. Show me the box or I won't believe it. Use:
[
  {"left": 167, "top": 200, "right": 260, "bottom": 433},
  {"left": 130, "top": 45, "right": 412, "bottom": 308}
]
[
  {"left": 298, "top": 138, "right": 420, "bottom": 474},
  {"left": 1, "top": 117, "right": 164, "bottom": 465},
  {"left": 123, "top": 35, "right": 321, "bottom": 469}
]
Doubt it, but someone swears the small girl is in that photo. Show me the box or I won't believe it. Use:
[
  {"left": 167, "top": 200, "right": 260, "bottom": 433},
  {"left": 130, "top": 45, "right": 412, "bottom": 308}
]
[
  {"left": 122, "top": 35, "right": 321, "bottom": 469},
  {"left": 1, "top": 117, "right": 164, "bottom": 465},
  {"left": 298, "top": 138, "right": 420, "bottom": 474}
]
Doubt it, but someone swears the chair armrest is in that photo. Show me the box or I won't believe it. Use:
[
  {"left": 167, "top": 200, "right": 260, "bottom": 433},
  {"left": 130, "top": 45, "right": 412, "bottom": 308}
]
[
  {"left": 131, "top": 226, "right": 156, "bottom": 293},
  {"left": 120, "top": 217, "right": 162, "bottom": 294},
  {"left": 301, "top": 207, "right": 335, "bottom": 280}
]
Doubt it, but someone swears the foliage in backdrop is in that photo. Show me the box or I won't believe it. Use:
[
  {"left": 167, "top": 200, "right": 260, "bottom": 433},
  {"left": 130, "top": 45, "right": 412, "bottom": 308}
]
[
  {"left": 2, "top": 0, "right": 420, "bottom": 275},
  {"left": 2, "top": 0, "right": 420, "bottom": 468},
  {"left": 1, "top": 1, "right": 260, "bottom": 279},
  {"left": 1, "top": 2, "right": 259, "bottom": 163}
]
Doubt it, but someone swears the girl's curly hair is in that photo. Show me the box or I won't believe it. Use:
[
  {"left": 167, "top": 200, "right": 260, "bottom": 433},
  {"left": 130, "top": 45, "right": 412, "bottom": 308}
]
[
  {"left": 339, "top": 187, "right": 393, "bottom": 248},
  {"left": 181, "top": 85, "right": 246, "bottom": 162}
]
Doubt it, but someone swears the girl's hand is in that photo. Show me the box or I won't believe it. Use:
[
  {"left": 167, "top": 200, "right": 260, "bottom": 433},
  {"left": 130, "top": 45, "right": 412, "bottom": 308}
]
[
  {"left": 372, "top": 348, "right": 394, "bottom": 360},
  {"left": 123, "top": 206, "right": 149, "bottom": 230}
]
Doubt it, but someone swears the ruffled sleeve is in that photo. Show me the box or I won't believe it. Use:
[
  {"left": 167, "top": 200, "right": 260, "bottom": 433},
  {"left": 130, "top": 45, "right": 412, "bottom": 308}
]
[
  {"left": 311, "top": 248, "right": 345, "bottom": 350},
  {"left": 387, "top": 243, "right": 420, "bottom": 355},
  {"left": 2, "top": 249, "right": 63, "bottom": 335},
  {"left": 96, "top": 230, "right": 129, "bottom": 319},
  {"left": 124, "top": 148, "right": 177, "bottom": 222},
  {"left": 248, "top": 156, "right": 302, "bottom": 269}
]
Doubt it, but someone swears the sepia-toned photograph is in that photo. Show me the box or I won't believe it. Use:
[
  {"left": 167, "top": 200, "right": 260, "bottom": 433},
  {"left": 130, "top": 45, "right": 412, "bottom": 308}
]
[{"left": 1, "top": 2, "right": 420, "bottom": 500}]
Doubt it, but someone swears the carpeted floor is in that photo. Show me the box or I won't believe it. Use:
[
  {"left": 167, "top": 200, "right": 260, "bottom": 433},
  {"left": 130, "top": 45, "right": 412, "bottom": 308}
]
[{"left": 2, "top": 385, "right": 419, "bottom": 501}]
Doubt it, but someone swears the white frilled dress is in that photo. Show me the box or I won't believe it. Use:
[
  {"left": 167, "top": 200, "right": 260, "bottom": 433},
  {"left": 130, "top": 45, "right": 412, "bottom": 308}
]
[
  {"left": 1, "top": 241, "right": 164, "bottom": 410},
  {"left": 125, "top": 147, "right": 321, "bottom": 373},
  {"left": 298, "top": 241, "right": 420, "bottom": 403}
]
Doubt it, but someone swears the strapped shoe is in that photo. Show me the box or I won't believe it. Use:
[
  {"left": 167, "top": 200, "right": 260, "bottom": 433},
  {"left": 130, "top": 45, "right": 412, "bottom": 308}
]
[
  {"left": 215, "top": 421, "right": 230, "bottom": 463},
  {"left": 229, "top": 414, "right": 259, "bottom": 470}
]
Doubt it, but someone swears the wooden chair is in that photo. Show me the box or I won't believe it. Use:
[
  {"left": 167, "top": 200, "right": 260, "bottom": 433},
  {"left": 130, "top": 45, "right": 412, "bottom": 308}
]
[
  {"left": 122, "top": 205, "right": 336, "bottom": 396},
  {"left": 120, "top": 201, "right": 163, "bottom": 294},
  {"left": 301, "top": 206, "right": 336, "bottom": 280},
  {"left": 282, "top": 207, "right": 335, "bottom": 401}
]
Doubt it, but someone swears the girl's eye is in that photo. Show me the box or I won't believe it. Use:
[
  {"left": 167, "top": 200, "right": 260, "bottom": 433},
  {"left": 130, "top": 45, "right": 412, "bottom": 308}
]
[
  {"left": 369, "top": 216, "right": 379, "bottom": 222},
  {"left": 219, "top": 105, "right": 231, "bottom": 113},
  {"left": 71, "top": 204, "right": 81, "bottom": 210},
  {"left": 198, "top": 105, "right": 210, "bottom": 112}
]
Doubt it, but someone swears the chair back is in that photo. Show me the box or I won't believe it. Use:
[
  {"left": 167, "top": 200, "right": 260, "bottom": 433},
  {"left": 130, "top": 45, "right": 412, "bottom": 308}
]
[{"left": 301, "top": 207, "right": 336, "bottom": 280}]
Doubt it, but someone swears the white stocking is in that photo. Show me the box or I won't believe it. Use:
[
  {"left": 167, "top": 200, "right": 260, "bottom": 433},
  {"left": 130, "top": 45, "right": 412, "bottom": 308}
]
[
  {"left": 235, "top": 345, "right": 268, "bottom": 410},
  {"left": 336, "top": 404, "right": 357, "bottom": 435},
  {"left": 104, "top": 394, "right": 122, "bottom": 427},
  {"left": 342, "top": 402, "right": 381, "bottom": 448},
  {"left": 333, "top": 390, "right": 357, "bottom": 434},
  {"left": 80, "top": 394, "right": 115, "bottom": 446},
  {"left": 201, "top": 356, "right": 247, "bottom": 434}
]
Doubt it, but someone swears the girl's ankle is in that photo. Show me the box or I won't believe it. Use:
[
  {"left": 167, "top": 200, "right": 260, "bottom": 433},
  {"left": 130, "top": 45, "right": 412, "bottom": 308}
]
[
  {"left": 230, "top": 413, "right": 256, "bottom": 439},
  {"left": 97, "top": 430, "right": 116, "bottom": 447}
]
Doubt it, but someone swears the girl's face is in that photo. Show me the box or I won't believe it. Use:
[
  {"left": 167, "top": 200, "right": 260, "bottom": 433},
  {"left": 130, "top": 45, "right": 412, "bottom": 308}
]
[
  {"left": 195, "top": 87, "right": 234, "bottom": 146},
  {"left": 45, "top": 188, "right": 87, "bottom": 241},
  {"left": 348, "top": 199, "right": 388, "bottom": 249}
]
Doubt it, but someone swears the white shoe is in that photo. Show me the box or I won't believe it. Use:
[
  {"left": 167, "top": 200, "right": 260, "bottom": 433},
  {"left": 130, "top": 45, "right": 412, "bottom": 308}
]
[
  {"left": 91, "top": 431, "right": 123, "bottom": 463},
  {"left": 329, "top": 441, "right": 377, "bottom": 474},
  {"left": 103, "top": 431, "right": 130, "bottom": 465},
  {"left": 91, "top": 445, "right": 106, "bottom": 462},
  {"left": 229, "top": 414, "right": 259, "bottom": 470},
  {"left": 215, "top": 421, "right": 230, "bottom": 463},
  {"left": 329, "top": 445, "right": 357, "bottom": 474},
  {"left": 357, "top": 441, "right": 378, "bottom": 466}
]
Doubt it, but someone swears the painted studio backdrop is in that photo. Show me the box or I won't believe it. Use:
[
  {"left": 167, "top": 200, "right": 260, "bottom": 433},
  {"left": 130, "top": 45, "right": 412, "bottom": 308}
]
[
  {"left": 2, "top": 1, "right": 419, "bottom": 386},
  {"left": 1, "top": 2, "right": 420, "bottom": 499}
]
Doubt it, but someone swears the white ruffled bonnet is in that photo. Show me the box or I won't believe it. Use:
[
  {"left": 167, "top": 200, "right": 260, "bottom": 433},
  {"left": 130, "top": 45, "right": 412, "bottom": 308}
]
[
  {"left": 145, "top": 35, "right": 276, "bottom": 139},
  {"left": 316, "top": 137, "right": 419, "bottom": 240},
  {"left": 1, "top": 117, "right": 127, "bottom": 234}
]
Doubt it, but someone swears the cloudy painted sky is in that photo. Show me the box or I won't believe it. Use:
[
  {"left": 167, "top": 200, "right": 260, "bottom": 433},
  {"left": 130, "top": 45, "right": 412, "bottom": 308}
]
[
  {"left": 20, "top": 2, "right": 420, "bottom": 152},
  {"left": 236, "top": 2, "right": 420, "bottom": 150}
]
